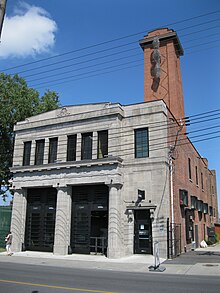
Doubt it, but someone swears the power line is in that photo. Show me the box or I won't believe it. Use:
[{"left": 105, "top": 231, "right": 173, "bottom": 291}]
[
  {"left": 30, "top": 63, "right": 143, "bottom": 89},
  {"left": 8, "top": 110, "right": 220, "bottom": 155},
  {"left": 22, "top": 30, "right": 220, "bottom": 82},
  {"left": 29, "top": 39, "right": 220, "bottom": 89},
  {"left": 5, "top": 127, "right": 220, "bottom": 159},
  {"left": 10, "top": 19, "right": 220, "bottom": 79},
  {"left": 31, "top": 39, "right": 220, "bottom": 90},
  {"left": 2, "top": 10, "right": 220, "bottom": 72},
  {"left": 181, "top": 108, "right": 220, "bottom": 120},
  {"left": 30, "top": 59, "right": 143, "bottom": 87},
  {"left": 28, "top": 35, "right": 220, "bottom": 89},
  {"left": 25, "top": 52, "right": 142, "bottom": 82}
]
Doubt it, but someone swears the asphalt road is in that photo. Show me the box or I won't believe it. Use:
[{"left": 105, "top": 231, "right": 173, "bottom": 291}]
[{"left": 0, "top": 261, "right": 220, "bottom": 293}]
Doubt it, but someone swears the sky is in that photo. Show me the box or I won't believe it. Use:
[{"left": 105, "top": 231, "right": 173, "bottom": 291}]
[{"left": 0, "top": 0, "right": 220, "bottom": 210}]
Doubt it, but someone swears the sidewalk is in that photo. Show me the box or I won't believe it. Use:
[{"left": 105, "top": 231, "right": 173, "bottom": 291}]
[{"left": 0, "top": 243, "right": 220, "bottom": 276}]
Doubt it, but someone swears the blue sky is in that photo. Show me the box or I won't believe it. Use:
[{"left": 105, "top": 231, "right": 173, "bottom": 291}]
[{"left": 0, "top": 0, "right": 220, "bottom": 210}]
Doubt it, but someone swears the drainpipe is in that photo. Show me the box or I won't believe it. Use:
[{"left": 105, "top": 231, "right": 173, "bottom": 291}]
[
  {"left": 168, "top": 121, "right": 184, "bottom": 257},
  {"left": 169, "top": 149, "right": 175, "bottom": 257}
]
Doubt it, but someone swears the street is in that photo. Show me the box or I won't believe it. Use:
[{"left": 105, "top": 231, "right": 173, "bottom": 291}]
[{"left": 0, "top": 261, "right": 220, "bottom": 293}]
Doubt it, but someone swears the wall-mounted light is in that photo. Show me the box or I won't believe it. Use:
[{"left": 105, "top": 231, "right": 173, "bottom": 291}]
[
  {"left": 127, "top": 209, "right": 133, "bottom": 222},
  {"left": 150, "top": 209, "right": 155, "bottom": 220},
  {"left": 138, "top": 189, "right": 145, "bottom": 200}
]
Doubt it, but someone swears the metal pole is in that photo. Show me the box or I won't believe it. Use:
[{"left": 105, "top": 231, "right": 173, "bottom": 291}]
[
  {"left": 0, "top": 0, "right": 7, "bottom": 40},
  {"left": 169, "top": 151, "right": 175, "bottom": 257},
  {"left": 167, "top": 217, "right": 170, "bottom": 259}
]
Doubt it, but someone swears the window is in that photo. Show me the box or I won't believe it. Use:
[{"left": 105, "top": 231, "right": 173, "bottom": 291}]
[
  {"left": 197, "top": 200, "right": 203, "bottom": 212},
  {"left": 201, "top": 172, "right": 204, "bottom": 190},
  {"left": 97, "top": 130, "right": 108, "bottom": 159},
  {"left": 23, "top": 141, "right": 32, "bottom": 166},
  {"left": 67, "top": 135, "right": 77, "bottom": 161},
  {"left": 81, "top": 132, "right": 93, "bottom": 160},
  {"left": 191, "top": 196, "right": 197, "bottom": 210},
  {"left": 195, "top": 166, "right": 198, "bottom": 185},
  {"left": 203, "top": 203, "right": 208, "bottom": 214},
  {"left": 188, "top": 158, "right": 192, "bottom": 180},
  {"left": 48, "top": 137, "right": 58, "bottom": 163},
  {"left": 135, "top": 128, "right": 149, "bottom": 158},
  {"left": 35, "top": 139, "right": 45, "bottom": 165},
  {"left": 179, "top": 189, "right": 188, "bottom": 207}
]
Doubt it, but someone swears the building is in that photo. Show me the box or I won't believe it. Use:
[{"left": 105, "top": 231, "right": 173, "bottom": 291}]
[{"left": 10, "top": 28, "right": 218, "bottom": 259}]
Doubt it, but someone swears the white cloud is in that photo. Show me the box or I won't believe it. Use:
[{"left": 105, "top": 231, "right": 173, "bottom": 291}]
[{"left": 0, "top": 2, "right": 57, "bottom": 59}]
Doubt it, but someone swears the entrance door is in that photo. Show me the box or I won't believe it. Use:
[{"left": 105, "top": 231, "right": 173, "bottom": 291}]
[
  {"left": 25, "top": 188, "right": 57, "bottom": 252},
  {"left": 195, "top": 224, "right": 199, "bottom": 248},
  {"left": 71, "top": 203, "right": 90, "bottom": 254},
  {"left": 71, "top": 185, "right": 108, "bottom": 254},
  {"left": 134, "top": 210, "right": 152, "bottom": 254}
]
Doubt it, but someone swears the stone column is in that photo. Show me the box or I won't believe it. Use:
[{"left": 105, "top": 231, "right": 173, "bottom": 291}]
[
  {"left": 107, "top": 183, "right": 123, "bottom": 258},
  {"left": 125, "top": 208, "right": 134, "bottom": 255},
  {"left": 30, "top": 140, "right": 36, "bottom": 165},
  {"left": 43, "top": 138, "right": 49, "bottom": 164},
  {"left": 92, "top": 131, "right": 98, "bottom": 160},
  {"left": 53, "top": 186, "right": 72, "bottom": 255},
  {"left": 10, "top": 189, "right": 27, "bottom": 252},
  {"left": 76, "top": 133, "right": 81, "bottom": 161},
  {"left": 57, "top": 135, "right": 67, "bottom": 162}
]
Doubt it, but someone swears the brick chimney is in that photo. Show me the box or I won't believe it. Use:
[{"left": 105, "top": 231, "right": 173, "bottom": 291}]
[{"left": 139, "top": 28, "right": 185, "bottom": 120}]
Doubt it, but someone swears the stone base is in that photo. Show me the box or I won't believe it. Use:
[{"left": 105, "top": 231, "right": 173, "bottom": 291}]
[{"left": 53, "top": 244, "right": 68, "bottom": 255}]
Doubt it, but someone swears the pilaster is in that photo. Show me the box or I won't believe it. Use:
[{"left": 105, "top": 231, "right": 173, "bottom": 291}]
[
  {"left": 76, "top": 133, "right": 81, "bottom": 161},
  {"left": 92, "top": 132, "right": 98, "bottom": 160},
  {"left": 10, "top": 189, "right": 27, "bottom": 252},
  {"left": 30, "top": 140, "right": 36, "bottom": 165},
  {"left": 43, "top": 138, "right": 49, "bottom": 164},
  {"left": 107, "top": 183, "right": 123, "bottom": 258},
  {"left": 53, "top": 186, "right": 72, "bottom": 255}
]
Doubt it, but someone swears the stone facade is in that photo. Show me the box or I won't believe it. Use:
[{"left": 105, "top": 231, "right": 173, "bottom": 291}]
[
  {"left": 10, "top": 100, "right": 171, "bottom": 258},
  {"left": 10, "top": 27, "right": 218, "bottom": 259}
]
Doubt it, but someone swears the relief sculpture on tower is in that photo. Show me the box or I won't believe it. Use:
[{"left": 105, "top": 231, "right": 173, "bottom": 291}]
[{"left": 151, "top": 36, "right": 161, "bottom": 92}]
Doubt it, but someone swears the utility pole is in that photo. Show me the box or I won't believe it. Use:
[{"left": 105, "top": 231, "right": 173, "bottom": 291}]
[
  {"left": 0, "top": 0, "right": 7, "bottom": 40},
  {"left": 168, "top": 120, "right": 184, "bottom": 258}
]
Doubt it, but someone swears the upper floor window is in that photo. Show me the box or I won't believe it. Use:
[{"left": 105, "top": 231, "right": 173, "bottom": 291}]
[
  {"left": 97, "top": 130, "right": 108, "bottom": 159},
  {"left": 134, "top": 128, "right": 149, "bottom": 158},
  {"left": 48, "top": 137, "right": 58, "bottom": 163},
  {"left": 23, "top": 141, "right": 32, "bottom": 166},
  {"left": 35, "top": 139, "right": 45, "bottom": 165},
  {"left": 201, "top": 172, "right": 204, "bottom": 190},
  {"left": 188, "top": 158, "right": 192, "bottom": 180},
  {"left": 81, "top": 132, "right": 93, "bottom": 160},
  {"left": 195, "top": 166, "right": 198, "bottom": 185},
  {"left": 67, "top": 135, "right": 77, "bottom": 161}
]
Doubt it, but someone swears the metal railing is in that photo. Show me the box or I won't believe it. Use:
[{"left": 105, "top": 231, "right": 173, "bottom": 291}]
[{"left": 90, "top": 237, "right": 107, "bottom": 255}]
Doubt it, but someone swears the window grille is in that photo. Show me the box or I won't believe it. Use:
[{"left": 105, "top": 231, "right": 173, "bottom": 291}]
[
  {"left": 97, "top": 130, "right": 108, "bottom": 159},
  {"left": 67, "top": 135, "right": 77, "bottom": 161},
  {"left": 48, "top": 137, "right": 58, "bottom": 163},
  {"left": 35, "top": 139, "right": 45, "bottom": 165},
  {"left": 23, "top": 141, "right": 32, "bottom": 166}
]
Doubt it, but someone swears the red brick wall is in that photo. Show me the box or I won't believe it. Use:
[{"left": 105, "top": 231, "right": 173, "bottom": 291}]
[
  {"left": 141, "top": 27, "right": 218, "bottom": 253},
  {"left": 141, "top": 28, "right": 185, "bottom": 120},
  {"left": 169, "top": 119, "right": 218, "bottom": 251}
]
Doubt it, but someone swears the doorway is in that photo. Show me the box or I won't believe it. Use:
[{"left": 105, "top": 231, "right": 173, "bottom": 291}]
[
  {"left": 25, "top": 188, "right": 57, "bottom": 252},
  {"left": 71, "top": 185, "right": 108, "bottom": 254},
  {"left": 134, "top": 209, "right": 152, "bottom": 254}
]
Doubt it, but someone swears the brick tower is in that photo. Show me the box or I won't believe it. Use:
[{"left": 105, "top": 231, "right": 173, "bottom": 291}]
[{"left": 139, "top": 28, "right": 185, "bottom": 120}]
